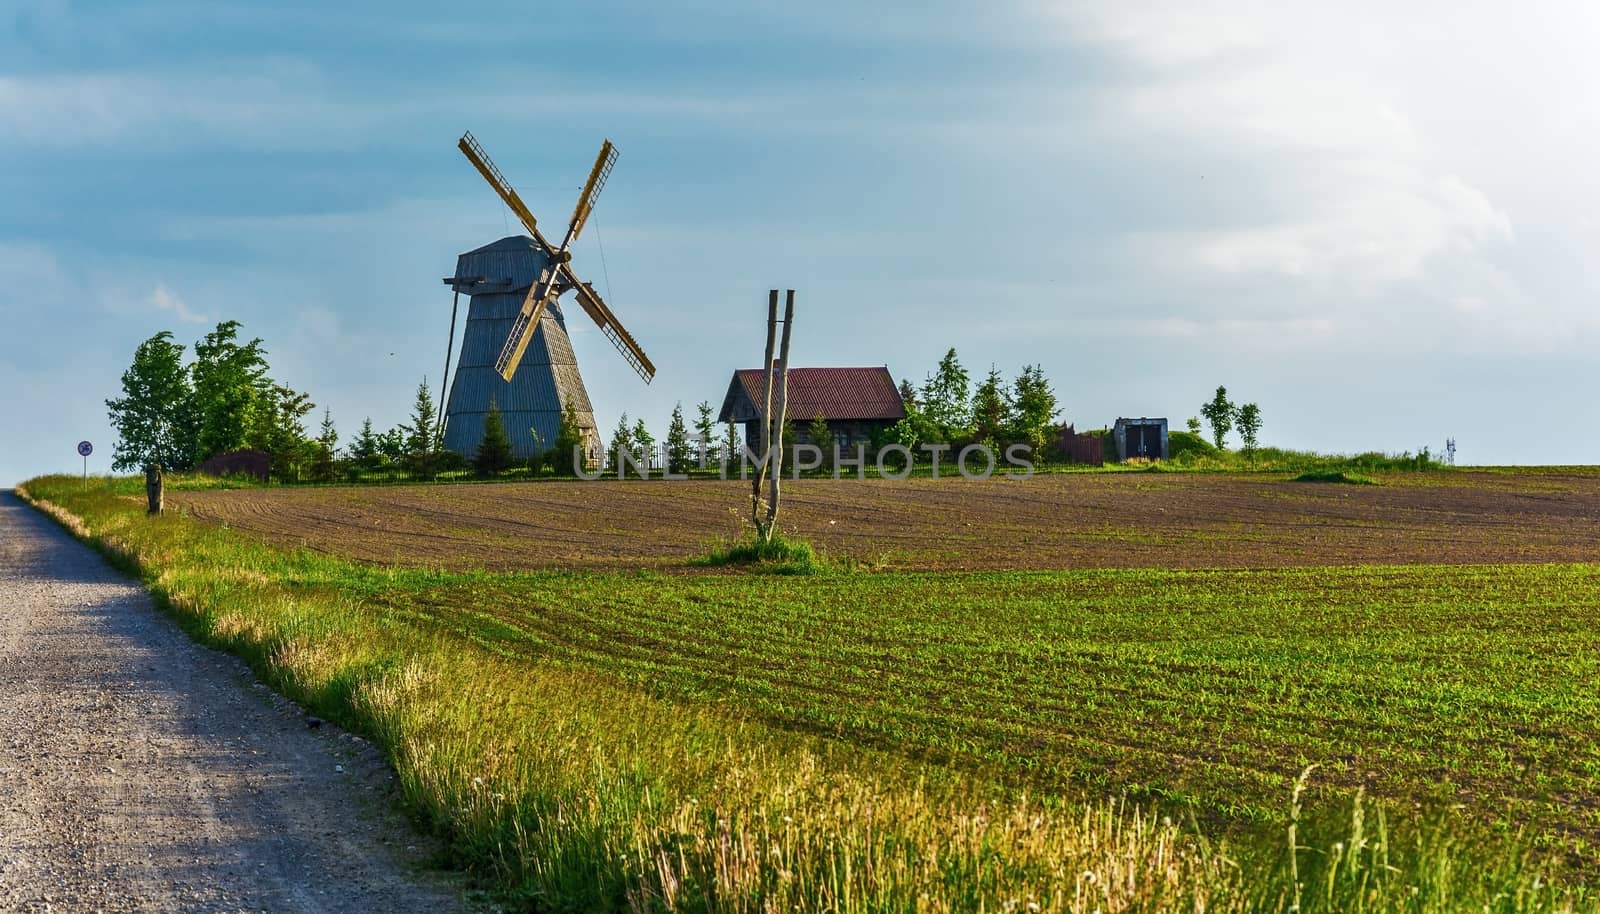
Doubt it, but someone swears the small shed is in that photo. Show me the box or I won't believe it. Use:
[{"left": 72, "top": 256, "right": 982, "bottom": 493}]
[
  {"left": 1113, "top": 417, "right": 1168, "bottom": 461},
  {"left": 717, "top": 366, "right": 906, "bottom": 448}
]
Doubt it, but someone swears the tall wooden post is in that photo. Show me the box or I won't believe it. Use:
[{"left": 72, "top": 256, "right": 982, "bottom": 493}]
[
  {"left": 751, "top": 291, "right": 779, "bottom": 538},
  {"left": 766, "top": 290, "right": 795, "bottom": 533},
  {"left": 144, "top": 464, "right": 164, "bottom": 516}
]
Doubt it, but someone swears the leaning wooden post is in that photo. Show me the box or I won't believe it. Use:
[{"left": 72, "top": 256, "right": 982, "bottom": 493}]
[
  {"left": 144, "top": 463, "right": 164, "bottom": 516},
  {"left": 751, "top": 290, "right": 779, "bottom": 539},
  {"left": 765, "top": 290, "right": 795, "bottom": 533}
]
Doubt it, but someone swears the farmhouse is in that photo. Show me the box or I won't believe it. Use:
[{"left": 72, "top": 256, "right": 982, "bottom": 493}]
[{"left": 717, "top": 366, "right": 906, "bottom": 448}]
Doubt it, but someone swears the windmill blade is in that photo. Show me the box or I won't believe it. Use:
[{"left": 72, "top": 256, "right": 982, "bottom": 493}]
[
  {"left": 458, "top": 131, "right": 546, "bottom": 240},
  {"left": 565, "top": 140, "right": 616, "bottom": 246},
  {"left": 561, "top": 264, "right": 655, "bottom": 383},
  {"left": 494, "top": 270, "right": 557, "bottom": 382}
]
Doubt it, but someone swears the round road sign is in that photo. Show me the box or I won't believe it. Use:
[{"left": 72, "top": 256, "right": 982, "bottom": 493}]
[{"left": 77, "top": 440, "right": 93, "bottom": 458}]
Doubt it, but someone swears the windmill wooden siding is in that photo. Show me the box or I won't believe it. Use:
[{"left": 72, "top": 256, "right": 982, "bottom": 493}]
[
  {"left": 441, "top": 236, "right": 602, "bottom": 464},
  {"left": 717, "top": 367, "right": 906, "bottom": 448}
]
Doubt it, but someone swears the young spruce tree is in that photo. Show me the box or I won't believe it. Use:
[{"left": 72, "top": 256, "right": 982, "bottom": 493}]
[
  {"left": 665, "top": 403, "right": 691, "bottom": 474},
  {"left": 474, "top": 400, "right": 513, "bottom": 477},
  {"left": 551, "top": 401, "right": 584, "bottom": 475}
]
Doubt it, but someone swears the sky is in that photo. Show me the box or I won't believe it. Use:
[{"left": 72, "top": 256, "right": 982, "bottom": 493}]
[{"left": 3, "top": 0, "right": 1598, "bottom": 485}]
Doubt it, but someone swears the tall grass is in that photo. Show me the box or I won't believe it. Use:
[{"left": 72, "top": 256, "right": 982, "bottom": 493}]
[{"left": 15, "top": 475, "right": 1597, "bottom": 912}]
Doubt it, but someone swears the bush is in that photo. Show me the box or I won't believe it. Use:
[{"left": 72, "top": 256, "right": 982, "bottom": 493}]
[
  {"left": 694, "top": 532, "right": 820, "bottom": 575},
  {"left": 1167, "top": 430, "right": 1219, "bottom": 461}
]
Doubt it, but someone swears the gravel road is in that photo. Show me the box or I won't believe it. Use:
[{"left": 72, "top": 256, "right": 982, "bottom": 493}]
[{"left": 0, "top": 492, "right": 480, "bottom": 913}]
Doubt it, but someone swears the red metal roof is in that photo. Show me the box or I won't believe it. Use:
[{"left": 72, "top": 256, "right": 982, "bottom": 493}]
[{"left": 722, "top": 366, "right": 906, "bottom": 423}]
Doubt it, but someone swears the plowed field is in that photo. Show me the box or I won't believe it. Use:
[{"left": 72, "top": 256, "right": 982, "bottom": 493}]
[{"left": 176, "top": 471, "right": 1600, "bottom": 570}]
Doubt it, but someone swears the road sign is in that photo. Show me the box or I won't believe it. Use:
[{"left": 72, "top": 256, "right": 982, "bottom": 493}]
[{"left": 77, "top": 441, "right": 93, "bottom": 457}]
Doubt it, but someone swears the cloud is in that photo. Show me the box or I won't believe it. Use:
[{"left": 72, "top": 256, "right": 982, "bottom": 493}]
[
  {"left": 146, "top": 284, "right": 209, "bottom": 325},
  {"left": 1007, "top": 1, "right": 1600, "bottom": 355}
]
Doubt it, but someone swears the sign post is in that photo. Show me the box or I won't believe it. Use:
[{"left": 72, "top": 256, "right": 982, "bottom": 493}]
[{"left": 77, "top": 440, "right": 93, "bottom": 486}]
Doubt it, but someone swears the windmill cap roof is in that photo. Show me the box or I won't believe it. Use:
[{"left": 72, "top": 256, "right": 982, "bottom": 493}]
[{"left": 450, "top": 235, "right": 552, "bottom": 293}]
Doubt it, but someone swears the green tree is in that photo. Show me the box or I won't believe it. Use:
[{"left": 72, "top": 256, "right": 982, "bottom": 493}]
[
  {"left": 632, "top": 417, "right": 656, "bottom": 468},
  {"left": 920, "top": 348, "right": 971, "bottom": 440},
  {"left": 807, "top": 411, "right": 832, "bottom": 471},
  {"left": 972, "top": 365, "right": 1009, "bottom": 444},
  {"left": 403, "top": 378, "right": 440, "bottom": 479},
  {"left": 190, "top": 320, "right": 269, "bottom": 461},
  {"left": 379, "top": 426, "right": 407, "bottom": 463},
  {"left": 106, "top": 331, "right": 198, "bottom": 472},
  {"left": 474, "top": 400, "right": 513, "bottom": 477},
  {"left": 722, "top": 421, "right": 740, "bottom": 473},
  {"left": 665, "top": 403, "right": 691, "bottom": 474},
  {"left": 248, "top": 382, "right": 315, "bottom": 481},
  {"left": 350, "top": 417, "right": 382, "bottom": 469},
  {"left": 897, "top": 378, "right": 919, "bottom": 411},
  {"left": 694, "top": 401, "right": 717, "bottom": 468},
  {"left": 1235, "top": 402, "right": 1263, "bottom": 457},
  {"left": 1008, "top": 364, "right": 1059, "bottom": 458},
  {"left": 551, "top": 401, "right": 584, "bottom": 476},
  {"left": 1200, "top": 385, "right": 1235, "bottom": 449},
  {"left": 608, "top": 413, "right": 634, "bottom": 470},
  {"left": 312, "top": 408, "right": 338, "bottom": 482}
]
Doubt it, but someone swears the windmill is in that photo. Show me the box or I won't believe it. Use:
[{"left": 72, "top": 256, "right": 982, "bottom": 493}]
[{"left": 438, "top": 131, "right": 655, "bottom": 465}]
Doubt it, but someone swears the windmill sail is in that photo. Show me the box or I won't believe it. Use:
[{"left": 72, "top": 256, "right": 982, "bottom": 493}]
[{"left": 455, "top": 130, "right": 654, "bottom": 390}]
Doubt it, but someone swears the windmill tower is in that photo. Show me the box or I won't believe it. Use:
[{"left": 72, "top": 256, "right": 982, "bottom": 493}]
[{"left": 439, "top": 132, "right": 655, "bottom": 464}]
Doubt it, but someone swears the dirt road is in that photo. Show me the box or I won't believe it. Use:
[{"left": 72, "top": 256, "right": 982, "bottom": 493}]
[{"left": 0, "top": 493, "right": 478, "bottom": 913}]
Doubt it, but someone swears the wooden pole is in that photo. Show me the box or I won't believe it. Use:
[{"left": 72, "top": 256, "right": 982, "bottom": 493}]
[
  {"left": 766, "top": 290, "right": 795, "bottom": 530},
  {"left": 752, "top": 290, "right": 779, "bottom": 536},
  {"left": 436, "top": 289, "right": 461, "bottom": 443}
]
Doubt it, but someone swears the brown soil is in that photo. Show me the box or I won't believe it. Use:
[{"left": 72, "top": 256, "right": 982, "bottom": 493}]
[{"left": 175, "top": 471, "right": 1600, "bottom": 572}]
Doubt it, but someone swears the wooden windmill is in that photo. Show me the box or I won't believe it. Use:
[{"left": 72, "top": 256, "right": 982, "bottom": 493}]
[{"left": 439, "top": 132, "right": 655, "bottom": 464}]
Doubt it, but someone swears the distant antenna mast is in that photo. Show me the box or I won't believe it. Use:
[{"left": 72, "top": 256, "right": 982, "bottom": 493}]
[{"left": 1445, "top": 437, "right": 1457, "bottom": 467}]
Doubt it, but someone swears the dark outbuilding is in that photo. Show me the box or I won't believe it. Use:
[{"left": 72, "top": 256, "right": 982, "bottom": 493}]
[{"left": 1113, "top": 417, "right": 1168, "bottom": 461}]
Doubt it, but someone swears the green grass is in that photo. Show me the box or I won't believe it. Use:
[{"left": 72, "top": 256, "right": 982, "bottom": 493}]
[
  {"left": 16, "top": 474, "right": 1600, "bottom": 912},
  {"left": 692, "top": 531, "right": 822, "bottom": 574}
]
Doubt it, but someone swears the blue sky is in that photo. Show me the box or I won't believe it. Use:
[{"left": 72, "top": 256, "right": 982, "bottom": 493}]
[{"left": 4, "top": 1, "right": 1598, "bottom": 484}]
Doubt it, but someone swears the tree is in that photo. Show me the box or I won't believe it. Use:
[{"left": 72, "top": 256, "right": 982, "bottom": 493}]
[
  {"left": 1235, "top": 402, "right": 1262, "bottom": 456},
  {"left": 632, "top": 417, "right": 656, "bottom": 468},
  {"left": 1200, "top": 386, "right": 1235, "bottom": 449},
  {"left": 664, "top": 403, "right": 692, "bottom": 474},
  {"left": 551, "top": 401, "right": 584, "bottom": 476},
  {"left": 379, "top": 425, "right": 407, "bottom": 464},
  {"left": 312, "top": 408, "right": 338, "bottom": 482},
  {"left": 971, "top": 365, "right": 1009, "bottom": 444},
  {"left": 248, "top": 382, "right": 315, "bottom": 481},
  {"left": 921, "top": 348, "right": 971, "bottom": 440},
  {"left": 1186, "top": 416, "right": 1202, "bottom": 435},
  {"left": 897, "top": 378, "right": 919, "bottom": 411},
  {"left": 807, "top": 411, "right": 832, "bottom": 471},
  {"left": 106, "top": 331, "right": 197, "bottom": 472},
  {"left": 694, "top": 401, "right": 717, "bottom": 468},
  {"left": 350, "top": 417, "right": 382, "bottom": 469},
  {"left": 403, "top": 378, "right": 439, "bottom": 479},
  {"left": 1008, "top": 364, "right": 1058, "bottom": 457},
  {"left": 722, "top": 421, "right": 740, "bottom": 473},
  {"left": 474, "top": 400, "right": 513, "bottom": 476},
  {"left": 190, "top": 320, "right": 269, "bottom": 461},
  {"left": 608, "top": 413, "right": 634, "bottom": 470}
]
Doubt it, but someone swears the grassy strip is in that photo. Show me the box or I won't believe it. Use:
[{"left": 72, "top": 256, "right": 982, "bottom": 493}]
[{"left": 16, "top": 475, "right": 1599, "bottom": 912}]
